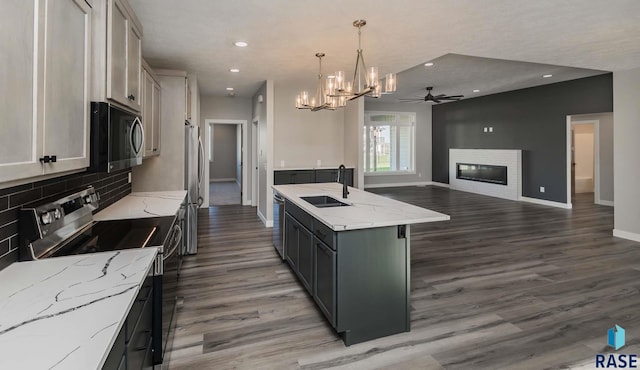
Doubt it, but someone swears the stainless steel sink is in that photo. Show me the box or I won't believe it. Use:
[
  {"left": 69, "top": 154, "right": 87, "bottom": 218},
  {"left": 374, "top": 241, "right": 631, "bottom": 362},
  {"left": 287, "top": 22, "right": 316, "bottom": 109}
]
[{"left": 300, "top": 195, "right": 350, "bottom": 208}]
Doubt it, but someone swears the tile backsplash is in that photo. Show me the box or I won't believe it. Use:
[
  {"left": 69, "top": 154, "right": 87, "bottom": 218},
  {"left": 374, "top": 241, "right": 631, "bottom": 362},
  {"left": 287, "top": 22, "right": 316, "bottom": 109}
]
[{"left": 0, "top": 169, "right": 132, "bottom": 270}]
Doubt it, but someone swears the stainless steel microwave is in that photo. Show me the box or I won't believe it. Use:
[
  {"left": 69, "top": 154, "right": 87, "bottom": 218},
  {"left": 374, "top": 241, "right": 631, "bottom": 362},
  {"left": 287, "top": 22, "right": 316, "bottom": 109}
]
[{"left": 89, "top": 102, "right": 143, "bottom": 173}]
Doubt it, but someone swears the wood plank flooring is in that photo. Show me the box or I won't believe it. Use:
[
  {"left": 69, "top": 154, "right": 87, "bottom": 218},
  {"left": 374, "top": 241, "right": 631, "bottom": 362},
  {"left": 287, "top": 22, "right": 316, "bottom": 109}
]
[{"left": 165, "top": 187, "right": 639, "bottom": 369}]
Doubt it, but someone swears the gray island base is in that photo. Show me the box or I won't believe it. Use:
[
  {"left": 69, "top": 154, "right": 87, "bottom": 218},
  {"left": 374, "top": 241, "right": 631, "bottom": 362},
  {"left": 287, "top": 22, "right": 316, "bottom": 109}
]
[{"left": 272, "top": 183, "right": 449, "bottom": 345}]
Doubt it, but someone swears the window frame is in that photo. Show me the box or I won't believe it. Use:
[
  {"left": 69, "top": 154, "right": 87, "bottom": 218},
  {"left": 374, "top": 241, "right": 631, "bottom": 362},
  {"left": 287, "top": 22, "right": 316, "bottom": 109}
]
[{"left": 364, "top": 111, "right": 416, "bottom": 176}]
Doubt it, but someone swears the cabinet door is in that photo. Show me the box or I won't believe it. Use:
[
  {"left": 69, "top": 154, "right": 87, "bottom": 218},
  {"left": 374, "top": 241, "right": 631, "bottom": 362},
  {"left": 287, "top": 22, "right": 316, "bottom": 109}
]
[
  {"left": 297, "top": 225, "right": 313, "bottom": 294},
  {"left": 0, "top": 0, "right": 42, "bottom": 182},
  {"left": 152, "top": 81, "right": 161, "bottom": 154},
  {"left": 42, "top": 0, "right": 91, "bottom": 175},
  {"left": 142, "top": 71, "right": 154, "bottom": 157},
  {"left": 315, "top": 169, "right": 339, "bottom": 183},
  {"left": 127, "top": 22, "right": 142, "bottom": 110},
  {"left": 314, "top": 237, "right": 336, "bottom": 327},
  {"left": 284, "top": 214, "right": 298, "bottom": 269},
  {"left": 107, "top": 0, "right": 128, "bottom": 106}
]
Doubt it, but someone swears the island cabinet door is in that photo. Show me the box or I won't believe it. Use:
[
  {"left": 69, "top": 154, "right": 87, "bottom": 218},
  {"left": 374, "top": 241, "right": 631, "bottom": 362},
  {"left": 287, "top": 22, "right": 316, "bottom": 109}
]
[
  {"left": 314, "top": 236, "right": 336, "bottom": 327},
  {"left": 297, "top": 225, "right": 314, "bottom": 294},
  {"left": 284, "top": 213, "right": 299, "bottom": 269}
]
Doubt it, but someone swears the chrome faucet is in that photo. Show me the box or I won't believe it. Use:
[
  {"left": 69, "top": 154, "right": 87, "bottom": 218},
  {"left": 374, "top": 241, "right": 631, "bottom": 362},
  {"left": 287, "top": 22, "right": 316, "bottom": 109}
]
[{"left": 338, "top": 164, "right": 349, "bottom": 199}]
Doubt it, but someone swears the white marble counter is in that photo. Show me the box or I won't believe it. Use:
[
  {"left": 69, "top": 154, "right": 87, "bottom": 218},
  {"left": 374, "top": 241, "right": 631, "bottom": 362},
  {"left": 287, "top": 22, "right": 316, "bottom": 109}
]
[
  {"left": 94, "top": 190, "right": 187, "bottom": 221},
  {"left": 272, "top": 183, "right": 450, "bottom": 231},
  {"left": 0, "top": 249, "right": 157, "bottom": 369}
]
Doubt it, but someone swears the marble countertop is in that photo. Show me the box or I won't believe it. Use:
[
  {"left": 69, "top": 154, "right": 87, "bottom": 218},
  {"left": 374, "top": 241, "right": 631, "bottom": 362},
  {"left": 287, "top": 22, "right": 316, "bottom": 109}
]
[
  {"left": 272, "top": 183, "right": 450, "bottom": 231},
  {"left": 0, "top": 248, "right": 157, "bottom": 369},
  {"left": 94, "top": 190, "right": 187, "bottom": 221}
]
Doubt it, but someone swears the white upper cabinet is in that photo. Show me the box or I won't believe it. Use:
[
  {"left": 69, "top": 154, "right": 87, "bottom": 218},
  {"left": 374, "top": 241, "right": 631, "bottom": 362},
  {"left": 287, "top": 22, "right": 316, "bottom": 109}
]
[
  {"left": 42, "top": 0, "right": 92, "bottom": 175},
  {"left": 93, "top": 0, "right": 143, "bottom": 112},
  {"left": 0, "top": 0, "right": 91, "bottom": 183},
  {"left": 142, "top": 63, "right": 161, "bottom": 158}
]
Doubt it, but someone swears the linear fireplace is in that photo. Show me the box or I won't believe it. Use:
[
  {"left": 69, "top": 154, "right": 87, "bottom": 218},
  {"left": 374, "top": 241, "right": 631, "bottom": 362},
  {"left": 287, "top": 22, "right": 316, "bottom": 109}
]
[{"left": 456, "top": 163, "right": 508, "bottom": 185}]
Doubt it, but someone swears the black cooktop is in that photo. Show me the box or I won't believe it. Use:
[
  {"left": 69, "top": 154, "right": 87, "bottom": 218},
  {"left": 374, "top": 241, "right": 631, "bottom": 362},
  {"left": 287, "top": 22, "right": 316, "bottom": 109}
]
[{"left": 46, "top": 216, "right": 175, "bottom": 257}]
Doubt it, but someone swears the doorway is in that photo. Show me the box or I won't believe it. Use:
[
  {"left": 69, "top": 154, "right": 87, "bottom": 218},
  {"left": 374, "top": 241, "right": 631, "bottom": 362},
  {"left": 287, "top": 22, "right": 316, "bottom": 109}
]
[
  {"left": 571, "top": 122, "right": 595, "bottom": 199},
  {"left": 204, "top": 119, "right": 248, "bottom": 206},
  {"left": 252, "top": 118, "right": 258, "bottom": 207}
]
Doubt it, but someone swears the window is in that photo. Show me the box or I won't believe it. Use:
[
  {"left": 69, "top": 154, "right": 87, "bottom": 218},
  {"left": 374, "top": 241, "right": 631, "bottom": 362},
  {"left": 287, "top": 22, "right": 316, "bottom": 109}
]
[{"left": 364, "top": 111, "right": 415, "bottom": 174}]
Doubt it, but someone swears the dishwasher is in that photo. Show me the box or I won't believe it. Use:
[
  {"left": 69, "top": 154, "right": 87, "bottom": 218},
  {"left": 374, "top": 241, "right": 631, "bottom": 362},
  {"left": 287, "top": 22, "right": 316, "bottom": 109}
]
[{"left": 273, "top": 192, "right": 285, "bottom": 260}]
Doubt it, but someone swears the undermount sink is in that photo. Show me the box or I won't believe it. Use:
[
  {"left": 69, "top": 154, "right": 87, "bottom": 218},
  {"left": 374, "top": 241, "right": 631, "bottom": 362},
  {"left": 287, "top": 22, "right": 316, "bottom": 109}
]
[{"left": 301, "top": 195, "right": 350, "bottom": 208}]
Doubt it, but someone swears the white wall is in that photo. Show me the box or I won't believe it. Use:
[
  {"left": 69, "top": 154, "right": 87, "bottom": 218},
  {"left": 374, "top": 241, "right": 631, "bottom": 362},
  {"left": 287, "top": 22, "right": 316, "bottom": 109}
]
[
  {"left": 200, "top": 95, "right": 252, "bottom": 206},
  {"left": 253, "top": 81, "right": 274, "bottom": 226},
  {"left": 273, "top": 82, "right": 345, "bottom": 169},
  {"left": 343, "top": 98, "right": 364, "bottom": 189},
  {"left": 132, "top": 73, "right": 186, "bottom": 192},
  {"left": 572, "top": 112, "right": 614, "bottom": 202},
  {"left": 613, "top": 68, "right": 640, "bottom": 241},
  {"left": 573, "top": 125, "right": 594, "bottom": 192},
  {"left": 363, "top": 101, "right": 432, "bottom": 187}
]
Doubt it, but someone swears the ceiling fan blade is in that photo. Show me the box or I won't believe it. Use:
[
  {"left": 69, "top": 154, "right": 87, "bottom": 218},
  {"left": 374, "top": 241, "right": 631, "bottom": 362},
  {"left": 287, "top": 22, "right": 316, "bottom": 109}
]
[
  {"left": 398, "top": 98, "right": 424, "bottom": 101},
  {"left": 431, "top": 98, "right": 441, "bottom": 104},
  {"left": 434, "top": 94, "right": 447, "bottom": 98},
  {"left": 442, "top": 95, "right": 464, "bottom": 99}
]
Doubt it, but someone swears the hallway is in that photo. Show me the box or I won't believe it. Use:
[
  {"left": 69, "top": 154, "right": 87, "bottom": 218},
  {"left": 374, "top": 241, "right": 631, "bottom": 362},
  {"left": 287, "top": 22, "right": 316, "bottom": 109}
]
[{"left": 209, "top": 181, "right": 241, "bottom": 205}]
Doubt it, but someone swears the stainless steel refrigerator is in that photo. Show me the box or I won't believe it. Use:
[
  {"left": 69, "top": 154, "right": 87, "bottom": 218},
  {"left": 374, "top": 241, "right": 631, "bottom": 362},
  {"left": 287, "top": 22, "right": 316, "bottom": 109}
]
[{"left": 184, "top": 121, "right": 203, "bottom": 254}]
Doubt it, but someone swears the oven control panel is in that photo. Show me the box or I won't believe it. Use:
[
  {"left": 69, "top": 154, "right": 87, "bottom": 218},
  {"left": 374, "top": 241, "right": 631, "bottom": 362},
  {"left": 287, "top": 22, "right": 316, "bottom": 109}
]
[{"left": 19, "top": 186, "right": 100, "bottom": 260}]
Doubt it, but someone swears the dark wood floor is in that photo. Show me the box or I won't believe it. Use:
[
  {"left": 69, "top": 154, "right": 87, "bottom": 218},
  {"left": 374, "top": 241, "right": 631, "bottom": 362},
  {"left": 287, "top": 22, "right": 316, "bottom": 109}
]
[{"left": 166, "top": 186, "right": 639, "bottom": 369}]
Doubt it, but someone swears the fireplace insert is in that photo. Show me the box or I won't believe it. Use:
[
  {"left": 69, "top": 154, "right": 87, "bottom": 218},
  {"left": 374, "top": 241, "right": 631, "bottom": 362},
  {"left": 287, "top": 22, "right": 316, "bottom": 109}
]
[{"left": 456, "top": 163, "right": 507, "bottom": 185}]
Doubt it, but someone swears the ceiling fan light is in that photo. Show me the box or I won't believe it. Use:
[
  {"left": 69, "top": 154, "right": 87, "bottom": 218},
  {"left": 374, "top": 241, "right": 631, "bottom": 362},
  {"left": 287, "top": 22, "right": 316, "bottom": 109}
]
[{"left": 384, "top": 73, "right": 396, "bottom": 93}]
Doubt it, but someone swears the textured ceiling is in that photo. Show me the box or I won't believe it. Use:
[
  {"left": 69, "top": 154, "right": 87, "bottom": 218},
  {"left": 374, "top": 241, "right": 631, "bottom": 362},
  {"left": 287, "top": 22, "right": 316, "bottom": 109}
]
[{"left": 128, "top": 0, "right": 640, "bottom": 97}]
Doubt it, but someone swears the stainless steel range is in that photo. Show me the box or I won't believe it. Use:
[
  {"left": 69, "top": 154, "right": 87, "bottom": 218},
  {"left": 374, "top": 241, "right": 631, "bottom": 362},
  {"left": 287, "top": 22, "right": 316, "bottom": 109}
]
[{"left": 18, "top": 186, "right": 183, "bottom": 366}]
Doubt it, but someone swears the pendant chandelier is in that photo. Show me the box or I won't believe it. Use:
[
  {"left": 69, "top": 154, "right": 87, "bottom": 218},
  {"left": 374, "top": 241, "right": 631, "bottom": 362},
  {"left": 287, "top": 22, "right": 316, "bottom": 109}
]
[{"left": 295, "top": 19, "right": 397, "bottom": 112}]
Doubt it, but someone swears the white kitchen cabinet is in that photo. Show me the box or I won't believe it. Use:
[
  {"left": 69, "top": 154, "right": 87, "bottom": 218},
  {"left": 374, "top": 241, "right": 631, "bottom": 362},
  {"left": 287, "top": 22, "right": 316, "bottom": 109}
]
[
  {"left": 0, "top": 0, "right": 91, "bottom": 183},
  {"left": 107, "top": 0, "right": 142, "bottom": 110},
  {"left": 142, "top": 63, "right": 161, "bottom": 158},
  {"left": 93, "top": 0, "right": 143, "bottom": 112}
]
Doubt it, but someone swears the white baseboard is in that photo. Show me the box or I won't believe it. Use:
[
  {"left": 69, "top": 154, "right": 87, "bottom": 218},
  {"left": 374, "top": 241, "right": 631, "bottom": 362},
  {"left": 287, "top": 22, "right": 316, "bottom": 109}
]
[
  {"left": 257, "top": 209, "right": 273, "bottom": 228},
  {"left": 242, "top": 199, "right": 251, "bottom": 206},
  {"left": 596, "top": 199, "right": 614, "bottom": 207},
  {"left": 211, "top": 178, "right": 236, "bottom": 182},
  {"left": 430, "top": 182, "right": 450, "bottom": 188},
  {"left": 235, "top": 179, "right": 241, "bottom": 186},
  {"left": 364, "top": 181, "right": 432, "bottom": 189},
  {"left": 613, "top": 229, "right": 640, "bottom": 243},
  {"left": 520, "top": 196, "right": 572, "bottom": 209}
]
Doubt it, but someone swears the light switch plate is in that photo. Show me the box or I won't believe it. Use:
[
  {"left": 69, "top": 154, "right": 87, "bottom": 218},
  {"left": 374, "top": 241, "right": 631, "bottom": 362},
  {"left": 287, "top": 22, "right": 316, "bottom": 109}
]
[
  {"left": 317, "top": 159, "right": 321, "bottom": 166},
  {"left": 128, "top": 172, "right": 131, "bottom": 184},
  {"left": 540, "top": 186, "right": 545, "bottom": 193}
]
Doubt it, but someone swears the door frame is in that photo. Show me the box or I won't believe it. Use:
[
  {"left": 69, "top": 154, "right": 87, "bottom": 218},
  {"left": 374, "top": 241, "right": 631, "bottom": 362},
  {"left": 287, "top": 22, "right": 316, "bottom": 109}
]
[
  {"left": 204, "top": 119, "right": 248, "bottom": 206},
  {"left": 566, "top": 116, "right": 601, "bottom": 206},
  {"left": 252, "top": 117, "right": 259, "bottom": 207}
]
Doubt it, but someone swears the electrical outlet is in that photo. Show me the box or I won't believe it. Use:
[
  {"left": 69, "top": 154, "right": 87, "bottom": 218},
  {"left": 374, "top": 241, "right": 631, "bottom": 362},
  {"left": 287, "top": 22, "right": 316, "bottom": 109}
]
[
  {"left": 317, "top": 159, "right": 321, "bottom": 167},
  {"left": 128, "top": 172, "right": 132, "bottom": 184},
  {"left": 540, "top": 186, "right": 545, "bottom": 193},
  {"left": 483, "top": 127, "right": 488, "bottom": 133},
  {"left": 489, "top": 127, "right": 494, "bottom": 132},
  {"left": 280, "top": 160, "right": 285, "bottom": 167}
]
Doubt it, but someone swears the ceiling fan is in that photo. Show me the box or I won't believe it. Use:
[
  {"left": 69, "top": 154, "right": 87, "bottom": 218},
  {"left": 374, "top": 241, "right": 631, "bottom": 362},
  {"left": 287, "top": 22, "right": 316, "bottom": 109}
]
[{"left": 399, "top": 87, "right": 464, "bottom": 104}]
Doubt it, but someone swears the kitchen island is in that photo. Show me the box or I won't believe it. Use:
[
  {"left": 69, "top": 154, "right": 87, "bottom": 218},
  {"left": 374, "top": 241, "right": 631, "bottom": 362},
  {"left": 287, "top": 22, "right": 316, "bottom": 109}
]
[
  {"left": 272, "top": 183, "right": 449, "bottom": 345},
  {"left": 0, "top": 249, "right": 157, "bottom": 369}
]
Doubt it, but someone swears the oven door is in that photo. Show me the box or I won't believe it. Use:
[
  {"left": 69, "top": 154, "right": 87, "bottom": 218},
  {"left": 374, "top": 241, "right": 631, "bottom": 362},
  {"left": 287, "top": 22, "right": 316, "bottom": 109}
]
[{"left": 153, "top": 223, "right": 182, "bottom": 365}]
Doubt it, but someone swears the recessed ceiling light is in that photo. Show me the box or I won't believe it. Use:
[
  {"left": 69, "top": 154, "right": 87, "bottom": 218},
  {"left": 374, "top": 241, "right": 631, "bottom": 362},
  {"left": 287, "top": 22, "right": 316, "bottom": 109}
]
[
  {"left": 234, "top": 41, "right": 248, "bottom": 47},
  {"left": 473, "top": 89, "right": 480, "bottom": 93},
  {"left": 229, "top": 68, "right": 240, "bottom": 73},
  {"left": 424, "top": 62, "right": 434, "bottom": 67},
  {"left": 543, "top": 74, "right": 553, "bottom": 78},
  {"left": 226, "top": 87, "right": 234, "bottom": 91}
]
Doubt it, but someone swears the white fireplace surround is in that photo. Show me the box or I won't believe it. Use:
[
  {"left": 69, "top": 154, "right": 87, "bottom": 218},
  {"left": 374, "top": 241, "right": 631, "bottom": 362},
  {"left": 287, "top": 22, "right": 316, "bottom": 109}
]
[{"left": 449, "top": 149, "right": 522, "bottom": 201}]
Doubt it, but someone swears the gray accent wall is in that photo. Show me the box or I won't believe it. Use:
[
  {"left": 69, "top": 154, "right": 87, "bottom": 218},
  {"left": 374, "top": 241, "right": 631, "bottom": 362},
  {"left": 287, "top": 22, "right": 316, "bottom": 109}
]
[
  {"left": 432, "top": 74, "right": 613, "bottom": 203},
  {"left": 209, "top": 124, "right": 238, "bottom": 180}
]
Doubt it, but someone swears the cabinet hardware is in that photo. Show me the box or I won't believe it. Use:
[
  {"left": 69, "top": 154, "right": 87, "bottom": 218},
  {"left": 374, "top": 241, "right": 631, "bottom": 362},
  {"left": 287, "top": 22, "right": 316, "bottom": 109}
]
[
  {"left": 39, "top": 155, "right": 57, "bottom": 163},
  {"left": 128, "top": 94, "right": 136, "bottom": 101},
  {"left": 397, "top": 225, "right": 406, "bottom": 239},
  {"left": 153, "top": 148, "right": 157, "bottom": 151}
]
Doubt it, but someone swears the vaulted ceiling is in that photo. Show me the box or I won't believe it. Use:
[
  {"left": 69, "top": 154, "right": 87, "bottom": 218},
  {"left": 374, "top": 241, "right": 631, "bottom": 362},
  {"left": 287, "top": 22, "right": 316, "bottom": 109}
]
[{"left": 129, "top": 0, "right": 640, "bottom": 97}]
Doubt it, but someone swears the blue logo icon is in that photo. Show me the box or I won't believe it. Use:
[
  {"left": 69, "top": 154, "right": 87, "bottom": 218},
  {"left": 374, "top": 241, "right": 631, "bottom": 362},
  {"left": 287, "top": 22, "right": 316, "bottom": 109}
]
[{"left": 608, "top": 325, "right": 626, "bottom": 350}]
